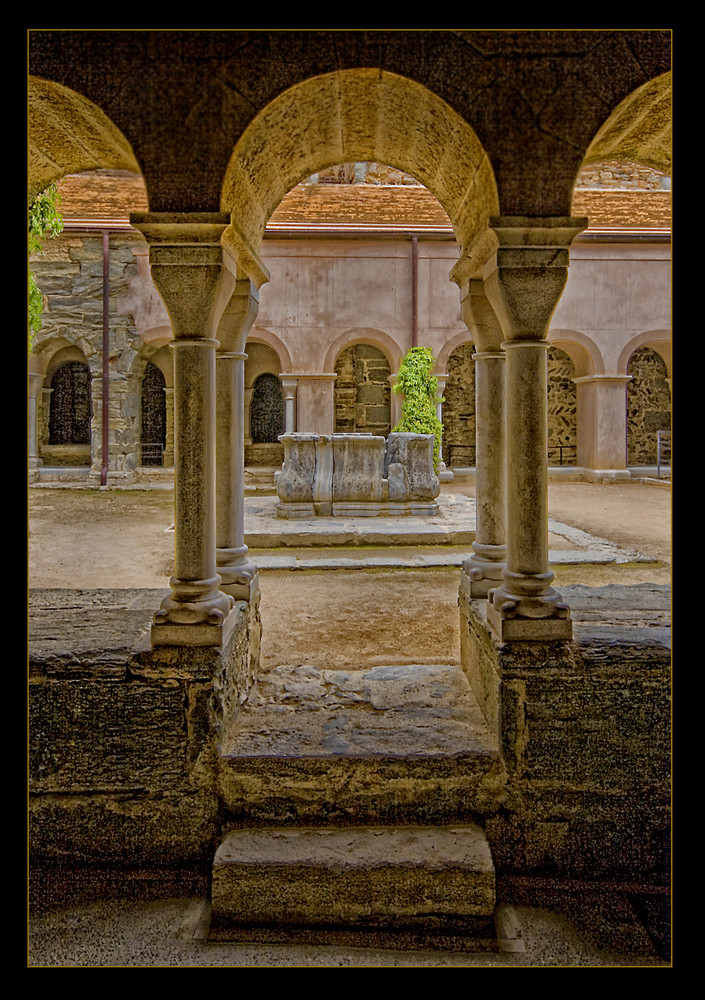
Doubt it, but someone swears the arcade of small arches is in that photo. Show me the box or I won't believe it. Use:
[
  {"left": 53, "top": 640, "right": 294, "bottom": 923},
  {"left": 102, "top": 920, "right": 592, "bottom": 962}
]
[
  {"left": 31, "top": 327, "right": 671, "bottom": 478},
  {"left": 28, "top": 34, "right": 671, "bottom": 648}
]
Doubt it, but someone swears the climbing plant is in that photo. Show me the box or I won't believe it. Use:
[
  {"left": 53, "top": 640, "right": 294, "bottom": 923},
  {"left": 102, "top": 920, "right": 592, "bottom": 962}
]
[
  {"left": 392, "top": 346, "right": 443, "bottom": 471},
  {"left": 28, "top": 183, "right": 64, "bottom": 345}
]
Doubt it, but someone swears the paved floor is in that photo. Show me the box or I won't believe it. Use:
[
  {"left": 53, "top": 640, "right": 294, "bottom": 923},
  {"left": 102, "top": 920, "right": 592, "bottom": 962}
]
[
  {"left": 28, "top": 891, "right": 669, "bottom": 967},
  {"left": 241, "top": 493, "right": 658, "bottom": 569}
]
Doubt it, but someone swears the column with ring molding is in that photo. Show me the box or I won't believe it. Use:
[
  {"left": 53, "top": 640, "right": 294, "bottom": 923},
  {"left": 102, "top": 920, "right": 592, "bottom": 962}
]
[
  {"left": 131, "top": 212, "right": 237, "bottom": 646},
  {"left": 483, "top": 216, "right": 587, "bottom": 641},
  {"left": 215, "top": 277, "right": 260, "bottom": 601}
]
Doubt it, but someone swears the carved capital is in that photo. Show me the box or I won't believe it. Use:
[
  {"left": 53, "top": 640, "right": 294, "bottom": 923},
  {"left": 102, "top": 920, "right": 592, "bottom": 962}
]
[{"left": 130, "top": 212, "right": 237, "bottom": 341}]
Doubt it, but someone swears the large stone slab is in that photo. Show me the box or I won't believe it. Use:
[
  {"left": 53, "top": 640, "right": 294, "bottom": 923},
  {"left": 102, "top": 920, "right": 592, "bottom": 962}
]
[
  {"left": 210, "top": 823, "right": 496, "bottom": 947},
  {"left": 218, "top": 662, "right": 504, "bottom": 825}
]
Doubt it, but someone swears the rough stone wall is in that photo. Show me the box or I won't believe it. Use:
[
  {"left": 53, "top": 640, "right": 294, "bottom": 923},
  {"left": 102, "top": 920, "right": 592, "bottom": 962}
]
[
  {"left": 547, "top": 347, "right": 578, "bottom": 465},
  {"left": 32, "top": 233, "right": 148, "bottom": 477},
  {"left": 459, "top": 588, "right": 670, "bottom": 881},
  {"left": 627, "top": 347, "right": 671, "bottom": 466},
  {"left": 334, "top": 344, "right": 391, "bottom": 437},
  {"left": 28, "top": 589, "right": 262, "bottom": 905},
  {"left": 442, "top": 344, "right": 476, "bottom": 467}
]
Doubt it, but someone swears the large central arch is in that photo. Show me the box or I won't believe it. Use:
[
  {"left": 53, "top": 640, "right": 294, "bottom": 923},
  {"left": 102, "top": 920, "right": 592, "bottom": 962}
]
[{"left": 219, "top": 69, "right": 499, "bottom": 261}]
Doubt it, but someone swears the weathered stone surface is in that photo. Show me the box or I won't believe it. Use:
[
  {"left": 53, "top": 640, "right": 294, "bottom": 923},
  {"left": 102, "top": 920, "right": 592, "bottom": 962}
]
[
  {"left": 458, "top": 583, "right": 671, "bottom": 879},
  {"left": 218, "top": 662, "right": 504, "bottom": 825},
  {"left": 210, "top": 824, "right": 496, "bottom": 942},
  {"left": 277, "top": 432, "right": 440, "bottom": 517},
  {"left": 29, "top": 587, "right": 261, "bottom": 869}
]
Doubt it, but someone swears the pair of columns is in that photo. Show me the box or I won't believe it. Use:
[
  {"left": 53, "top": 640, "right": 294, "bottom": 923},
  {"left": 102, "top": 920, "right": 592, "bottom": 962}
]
[
  {"left": 455, "top": 217, "right": 588, "bottom": 642},
  {"left": 131, "top": 213, "right": 266, "bottom": 647}
]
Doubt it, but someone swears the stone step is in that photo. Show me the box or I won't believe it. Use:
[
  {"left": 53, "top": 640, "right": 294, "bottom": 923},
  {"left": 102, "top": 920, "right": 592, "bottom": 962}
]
[
  {"left": 209, "top": 823, "right": 497, "bottom": 949},
  {"left": 218, "top": 663, "right": 504, "bottom": 826}
]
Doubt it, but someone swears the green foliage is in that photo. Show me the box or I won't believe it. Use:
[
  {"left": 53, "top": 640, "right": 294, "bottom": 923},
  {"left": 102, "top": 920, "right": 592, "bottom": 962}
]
[
  {"left": 392, "top": 346, "right": 443, "bottom": 471},
  {"left": 28, "top": 183, "right": 63, "bottom": 344}
]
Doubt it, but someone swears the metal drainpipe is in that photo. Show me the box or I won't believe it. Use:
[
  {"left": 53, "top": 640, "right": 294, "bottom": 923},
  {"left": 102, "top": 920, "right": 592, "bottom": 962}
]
[
  {"left": 101, "top": 229, "right": 110, "bottom": 487},
  {"left": 411, "top": 234, "right": 418, "bottom": 348}
]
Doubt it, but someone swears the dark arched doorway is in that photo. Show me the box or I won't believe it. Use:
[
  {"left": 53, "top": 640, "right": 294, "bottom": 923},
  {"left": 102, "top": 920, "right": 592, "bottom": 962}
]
[{"left": 141, "top": 361, "right": 167, "bottom": 466}]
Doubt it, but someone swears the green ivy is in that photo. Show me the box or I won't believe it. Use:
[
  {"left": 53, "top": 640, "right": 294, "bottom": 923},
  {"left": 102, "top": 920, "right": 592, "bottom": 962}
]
[
  {"left": 28, "top": 183, "right": 63, "bottom": 345},
  {"left": 392, "top": 346, "right": 443, "bottom": 472}
]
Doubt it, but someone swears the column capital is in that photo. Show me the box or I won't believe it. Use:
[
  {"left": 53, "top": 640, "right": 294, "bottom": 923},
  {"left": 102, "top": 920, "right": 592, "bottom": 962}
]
[
  {"left": 216, "top": 278, "right": 259, "bottom": 354},
  {"left": 483, "top": 217, "right": 588, "bottom": 344},
  {"left": 131, "top": 212, "right": 239, "bottom": 342}
]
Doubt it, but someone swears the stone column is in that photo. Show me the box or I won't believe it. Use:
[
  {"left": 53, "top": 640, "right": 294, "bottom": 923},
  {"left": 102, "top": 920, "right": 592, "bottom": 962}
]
[
  {"left": 131, "top": 212, "right": 239, "bottom": 646},
  {"left": 28, "top": 372, "right": 44, "bottom": 474},
  {"left": 454, "top": 277, "right": 507, "bottom": 599},
  {"left": 163, "top": 385, "right": 175, "bottom": 466},
  {"left": 434, "top": 375, "right": 454, "bottom": 481},
  {"left": 280, "top": 377, "right": 298, "bottom": 433},
  {"left": 573, "top": 374, "right": 632, "bottom": 480},
  {"left": 215, "top": 278, "right": 260, "bottom": 602},
  {"left": 483, "top": 217, "right": 587, "bottom": 641},
  {"left": 243, "top": 386, "right": 254, "bottom": 445}
]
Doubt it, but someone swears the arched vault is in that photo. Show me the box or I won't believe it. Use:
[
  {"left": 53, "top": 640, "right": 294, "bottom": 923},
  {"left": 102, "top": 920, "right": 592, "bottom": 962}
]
[{"left": 220, "top": 69, "right": 499, "bottom": 262}]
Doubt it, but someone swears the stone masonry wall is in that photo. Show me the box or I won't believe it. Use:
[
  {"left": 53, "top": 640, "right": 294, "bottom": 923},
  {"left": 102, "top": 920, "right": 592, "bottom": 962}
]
[
  {"left": 547, "top": 346, "right": 578, "bottom": 465},
  {"left": 627, "top": 347, "right": 671, "bottom": 466},
  {"left": 334, "top": 344, "right": 391, "bottom": 437},
  {"left": 31, "top": 232, "right": 151, "bottom": 478}
]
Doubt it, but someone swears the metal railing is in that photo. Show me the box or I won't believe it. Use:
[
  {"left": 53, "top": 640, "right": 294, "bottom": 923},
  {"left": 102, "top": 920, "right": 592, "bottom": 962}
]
[
  {"left": 141, "top": 442, "right": 164, "bottom": 467},
  {"left": 657, "top": 431, "right": 671, "bottom": 479},
  {"left": 547, "top": 445, "right": 577, "bottom": 466}
]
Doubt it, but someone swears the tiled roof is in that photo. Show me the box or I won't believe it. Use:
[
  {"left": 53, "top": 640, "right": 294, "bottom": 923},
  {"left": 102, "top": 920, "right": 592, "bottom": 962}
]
[{"left": 55, "top": 170, "right": 671, "bottom": 234}]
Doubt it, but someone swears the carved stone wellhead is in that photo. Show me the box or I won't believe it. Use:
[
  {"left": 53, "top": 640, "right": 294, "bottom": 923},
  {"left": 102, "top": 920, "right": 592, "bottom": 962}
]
[{"left": 276, "top": 432, "right": 440, "bottom": 518}]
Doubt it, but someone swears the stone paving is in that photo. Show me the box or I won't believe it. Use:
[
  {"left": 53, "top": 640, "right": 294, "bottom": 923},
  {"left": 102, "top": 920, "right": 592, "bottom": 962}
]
[{"left": 242, "top": 493, "right": 658, "bottom": 569}]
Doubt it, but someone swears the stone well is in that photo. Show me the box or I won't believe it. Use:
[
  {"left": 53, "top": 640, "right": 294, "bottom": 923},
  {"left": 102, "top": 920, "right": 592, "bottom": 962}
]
[{"left": 276, "top": 432, "right": 440, "bottom": 518}]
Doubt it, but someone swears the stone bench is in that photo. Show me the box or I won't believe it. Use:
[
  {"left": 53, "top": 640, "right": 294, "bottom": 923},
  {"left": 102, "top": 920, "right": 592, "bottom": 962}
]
[{"left": 276, "top": 432, "right": 440, "bottom": 518}]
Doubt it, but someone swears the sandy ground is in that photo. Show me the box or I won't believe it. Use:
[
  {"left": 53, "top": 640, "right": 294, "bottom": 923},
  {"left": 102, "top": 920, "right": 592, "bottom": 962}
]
[{"left": 28, "top": 481, "right": 671, "bottom": 668}]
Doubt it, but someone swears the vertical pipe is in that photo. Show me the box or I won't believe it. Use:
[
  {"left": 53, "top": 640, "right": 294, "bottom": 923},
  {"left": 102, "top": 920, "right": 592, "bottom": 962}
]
[
  {"left": 101, "top": 229, "right": 110, "bottom": 486},
  {"left": 411, "top": 234, "right": 418, "bottom": 348}
]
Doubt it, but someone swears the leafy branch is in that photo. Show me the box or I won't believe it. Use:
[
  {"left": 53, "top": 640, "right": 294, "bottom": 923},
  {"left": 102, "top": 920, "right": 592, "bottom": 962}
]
[
  {"left": 392, "top": 346, "right": 443, "bottom": 472},
  {"left": 28, "top": 183, "right": 63, "bottom": 343}
]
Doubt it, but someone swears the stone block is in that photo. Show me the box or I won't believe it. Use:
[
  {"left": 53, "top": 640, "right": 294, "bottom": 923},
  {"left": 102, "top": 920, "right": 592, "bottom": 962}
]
[{"left": 210, "top": 825, "right": 496, "bottom": 942}]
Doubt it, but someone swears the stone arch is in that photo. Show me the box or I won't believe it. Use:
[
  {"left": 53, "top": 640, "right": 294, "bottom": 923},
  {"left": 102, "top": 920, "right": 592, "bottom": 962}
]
[
  {"left": 247, "top": 330, "right": 293, "bottom": 375},
  {"left": 435, "top": 332, "right": 476, "bottom": 376},
  {"left": 581, "top": 73, "right": 671, "bottom": 177},
  {"left": 244, "top": 340, "right": 286, "bottom": 466},
  {"left": 618, "top": 331, "right": 671, "bottom": 378},
  {"left": 547, "top": 346, "right": 578, "bottom": 466},
  {"left": 140, "top": 361, "right": 167, "bottom": 466},
  {"left": 28, "top": 76, "right": 142, "bottom": 203},
  {"left": 44, "top": 357, "right": 93, "bottom": 466},
  {"left": 548, "top": 330, "right": 601, "bottom": 378},
  {"left": 220, "top": 69, "right": 499, "bottom": 263},
  {"left": 442, "top": 342, "right": 476, "bottom": 468},
  {"left": 626, "top": 345, "right": 671, "bottom": 467},
  {"left": 324, "top": 329, "right": 400, "bottom": 376},
  {"left": 333, "top": 342, "right": 392, "bottom": 438}
]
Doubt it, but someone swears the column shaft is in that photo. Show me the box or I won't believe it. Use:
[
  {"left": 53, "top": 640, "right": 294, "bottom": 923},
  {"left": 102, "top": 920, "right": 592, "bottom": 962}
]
[
  {"left": 461, "top": 351, "right": 506, "bottom": 597},
  {"left": 216, "top": 350, "right": 258, "bottom": 600}
]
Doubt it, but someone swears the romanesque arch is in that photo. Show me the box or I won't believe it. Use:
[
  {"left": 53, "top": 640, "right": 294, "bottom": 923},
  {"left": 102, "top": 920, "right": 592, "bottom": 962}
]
[
  {"left": 333, "top": 342, "right": 392, "bottom": 438},
  {"left": 627, "top": 345, "right": 671, "bottom": 467},
  {"left": 441, "top": 343, "right": 476, "bottom": 469},
  {"left": 140, "top": 361, "right": 167, "bottom": 466},
  {"left": 547, "top": 346, "right": 578, "bottom": 466}
]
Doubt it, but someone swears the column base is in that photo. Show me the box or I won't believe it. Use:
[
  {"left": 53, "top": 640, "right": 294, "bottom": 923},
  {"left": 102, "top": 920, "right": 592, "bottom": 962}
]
[
  {"left": 486, "top": 581, "right": 572, "bottom": 642},
  {"left": 151, "top": 596, "right": 241, "bottom": 647},
  {"left": 217, "top": 558, "right": 260, "bottom": 603},
  {"left": 485, "top": 600, "right": 573, "bottom": 641},
  {"left": 460, "top": 545, "right": 507, "bottom": 599}
]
